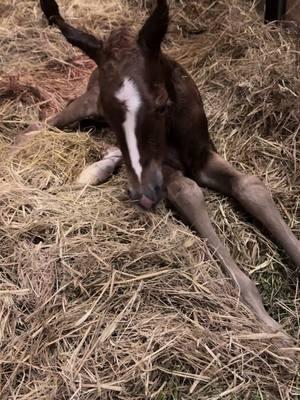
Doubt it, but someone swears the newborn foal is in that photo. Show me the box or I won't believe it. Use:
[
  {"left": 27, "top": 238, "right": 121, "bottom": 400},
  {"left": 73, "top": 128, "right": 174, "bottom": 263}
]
[{"left": 20, "top": 0, "right": 299, "bottom": 335}]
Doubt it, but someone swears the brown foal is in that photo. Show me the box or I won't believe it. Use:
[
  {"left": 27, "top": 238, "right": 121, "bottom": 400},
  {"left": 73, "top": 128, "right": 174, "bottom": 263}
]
[{"left": 19, "top": 0, "right": 299, "bottom": 335}]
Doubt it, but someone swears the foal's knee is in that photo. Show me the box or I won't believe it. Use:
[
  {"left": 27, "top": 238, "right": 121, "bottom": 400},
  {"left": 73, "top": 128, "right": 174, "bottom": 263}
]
[
  {"left": 167, "top": 177, "right": 205, "bottom": 206},
  {"left": 232, "top": 175, "right": 271, "bottom": 203}
]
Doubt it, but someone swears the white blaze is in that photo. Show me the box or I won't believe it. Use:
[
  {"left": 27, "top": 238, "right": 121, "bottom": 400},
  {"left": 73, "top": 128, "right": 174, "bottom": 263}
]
[{"left": 115, "top": 77, "right": 142, "bottom": 182}]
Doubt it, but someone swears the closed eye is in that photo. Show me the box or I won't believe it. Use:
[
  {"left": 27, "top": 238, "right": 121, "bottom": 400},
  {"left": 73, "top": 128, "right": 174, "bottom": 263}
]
[{"left": 156, "top": 104, "right": 167, "bottom": 114}]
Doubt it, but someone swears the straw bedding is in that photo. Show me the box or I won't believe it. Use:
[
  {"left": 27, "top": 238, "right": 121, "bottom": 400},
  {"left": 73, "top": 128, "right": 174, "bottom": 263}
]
[{"left": 0, "top": 0, "right": 299, "bottom": 398}]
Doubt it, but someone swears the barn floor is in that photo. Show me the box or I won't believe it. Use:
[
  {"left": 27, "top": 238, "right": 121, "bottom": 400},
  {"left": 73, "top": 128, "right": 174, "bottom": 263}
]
[{"left": 0, "top": 0, "right": 299, "bottom": 399}]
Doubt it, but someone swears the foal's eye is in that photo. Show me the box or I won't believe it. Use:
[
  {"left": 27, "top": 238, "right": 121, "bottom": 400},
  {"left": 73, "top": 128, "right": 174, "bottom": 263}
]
[{"left": 156, "top": 104, "right": 167, "bottom": 114}]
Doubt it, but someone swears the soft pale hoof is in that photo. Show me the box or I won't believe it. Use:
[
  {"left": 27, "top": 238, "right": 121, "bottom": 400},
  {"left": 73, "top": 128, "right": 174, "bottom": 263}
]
[
  {"left": 13, "top": 122, "right": 44, "bottom": 147},
  {"left": 103, "top": 146, "right": 122, "bottom": 160},
  {"left": 77, "top": 146, "right": 122, "bottom": 186},
  {"left": 23, "top": 122, "right": 44, "bottom": 134},
  {"left": 77, "top": 163, "right": 111, "bottom": 185}
]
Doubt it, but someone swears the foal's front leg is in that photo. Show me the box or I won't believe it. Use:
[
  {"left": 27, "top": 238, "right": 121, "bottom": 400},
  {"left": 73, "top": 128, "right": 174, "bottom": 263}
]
[
  {"left": 76, "top": 146, "right": 122, "bottom": 186},
  {"left": 196, "top": 151, "right": 300, "bottom": 268},
  {"left": 166, "top": 169, "right": 285, "bottom": 333}
]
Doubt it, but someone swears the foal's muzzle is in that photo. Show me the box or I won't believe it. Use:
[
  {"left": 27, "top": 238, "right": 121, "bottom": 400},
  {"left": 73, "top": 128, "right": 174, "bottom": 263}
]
[
  {"left": 128, "top": 169, "right": 164, "bottom": 210},
  {"left": 140, "top": 182, "right": 163, "bottom": 209}
]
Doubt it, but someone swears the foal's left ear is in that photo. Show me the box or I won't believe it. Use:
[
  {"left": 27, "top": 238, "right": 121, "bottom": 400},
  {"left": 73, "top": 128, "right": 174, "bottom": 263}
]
[{"left": 138, "top": 0, "right": 169, "bottom": 57}]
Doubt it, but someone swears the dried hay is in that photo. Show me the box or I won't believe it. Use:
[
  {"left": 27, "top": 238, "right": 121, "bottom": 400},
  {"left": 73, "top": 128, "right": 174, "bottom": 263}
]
[{"left": 0, "top": 0, "right": 299, "bottom": 399}]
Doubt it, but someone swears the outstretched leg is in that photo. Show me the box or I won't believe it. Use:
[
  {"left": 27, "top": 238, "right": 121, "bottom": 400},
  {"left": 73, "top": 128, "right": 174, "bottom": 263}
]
[
  {"left": 165, "top": 168, "right": 285, "bottom": 332},
  {"left": 47, "top": 91, "right": 100, "bottom": 129},
  {"left": 15, "top": 91, "right": 100, "bottom": 145},
  {"left": 14, "top": 69, "right": 102, "bottom": 145},
  {"left": 196, "top": 151, "right": 300, "bottom": 267}
]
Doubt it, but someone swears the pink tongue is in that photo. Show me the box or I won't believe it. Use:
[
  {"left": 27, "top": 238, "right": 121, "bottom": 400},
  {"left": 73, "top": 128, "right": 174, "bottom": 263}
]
[{"left": 140, "top": 195, "right": 154, "bottom": 209}]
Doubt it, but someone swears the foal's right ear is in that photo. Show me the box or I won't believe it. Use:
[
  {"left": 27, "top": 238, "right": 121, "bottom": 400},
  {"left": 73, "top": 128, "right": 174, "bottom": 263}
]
[{"left": 138, "top": 0, "right": 169, "bottom": 57}]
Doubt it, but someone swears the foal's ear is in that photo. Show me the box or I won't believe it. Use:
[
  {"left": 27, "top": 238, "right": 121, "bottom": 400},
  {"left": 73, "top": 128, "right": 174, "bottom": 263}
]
[{"left": 138, "top": 0, "right": 169, "bottom": 56}]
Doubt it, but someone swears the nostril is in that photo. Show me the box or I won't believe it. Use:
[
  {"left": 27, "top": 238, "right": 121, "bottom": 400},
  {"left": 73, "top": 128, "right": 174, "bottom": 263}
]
[
  {"left": 154, "top": 184, "right": 162, "bottom": 195},
  {"left": 127, "top": 188, "right": 133, "bottom": 199},
  {"left": 153, "top": 187, "right": 163, "bottom": 204},
  {"left": 127, "top": 188, "right": 140, "bottom": 201},
  {"left": 153, "top": 183, "right": 164, "bottom": 201},
  {"left": 143, "top": 184, "right": 163, "bottom": 205}
]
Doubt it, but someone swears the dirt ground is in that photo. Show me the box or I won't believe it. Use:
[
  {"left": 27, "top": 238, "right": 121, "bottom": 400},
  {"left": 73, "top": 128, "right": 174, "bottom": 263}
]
[{"left": 0, "top": 0, "right": 299, "bottom": 399}]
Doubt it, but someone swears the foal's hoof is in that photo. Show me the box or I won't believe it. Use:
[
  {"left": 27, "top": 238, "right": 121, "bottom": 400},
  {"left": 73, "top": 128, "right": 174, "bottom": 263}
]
[
  {"left": 77, "top": 146, "right": 122, "bottom": 186},
  {"left": 24, "top": 122, "right": 44, "bottom": 133},
  {"left": 268, "top": 330, "right": 298, "bottom": 361},
  {"left": 77, "top": 162, "right": 110, "bottom": 186},
  {"left": 13, "top": 122, "right": 44, "bottom": 147}
]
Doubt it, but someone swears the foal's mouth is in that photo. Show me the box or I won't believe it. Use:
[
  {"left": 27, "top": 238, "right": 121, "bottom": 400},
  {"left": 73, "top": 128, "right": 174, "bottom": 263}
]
[
  {"left": 128, "top": 188, "right": 164, "bottom": 210},
  {"left": 139, "top": 194, "right": 159, "bottom": 210}
]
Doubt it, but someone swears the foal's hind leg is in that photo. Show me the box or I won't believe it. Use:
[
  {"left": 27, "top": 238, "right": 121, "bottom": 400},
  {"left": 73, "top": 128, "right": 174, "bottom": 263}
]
[
  {"left": 165, "top": 168, "right": 286, "bottom": 333},
  {"left": 15, "top": 90, "right": 100, "bottom": 146},
  {"left": 48, "top": 91, "right": 100, "bottom": 129},
  {"left": 15, "top": 69, "right": 102, "bottom": 145},
  {"left": 196, "top": 151, "right": 300, "bottom": 267}
]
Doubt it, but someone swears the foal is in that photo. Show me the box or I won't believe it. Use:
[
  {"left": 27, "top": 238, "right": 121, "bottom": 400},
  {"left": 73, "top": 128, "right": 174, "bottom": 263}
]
[{"left": 20, "top": 0, "right": 299, "bottom": 334}]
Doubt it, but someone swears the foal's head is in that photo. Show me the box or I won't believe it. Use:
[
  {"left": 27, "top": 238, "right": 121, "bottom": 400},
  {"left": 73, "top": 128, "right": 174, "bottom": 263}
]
[
  {"left": 100, "top": 1, "right": 170, "bottom": 209},
  {"left": 41, "top": 0, "right": 170, "bottom": 209}
]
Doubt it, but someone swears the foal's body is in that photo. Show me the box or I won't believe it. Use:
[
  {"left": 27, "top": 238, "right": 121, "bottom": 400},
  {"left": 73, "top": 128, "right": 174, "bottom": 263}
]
[{"left": 20, "top": 0, "right": 299, "bottom": 337}]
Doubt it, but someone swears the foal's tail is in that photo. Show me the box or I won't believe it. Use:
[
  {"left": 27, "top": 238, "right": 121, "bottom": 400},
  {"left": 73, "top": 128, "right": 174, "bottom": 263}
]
[{"left": 40, "top": 0, "right": 102, "bottom": 63}]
